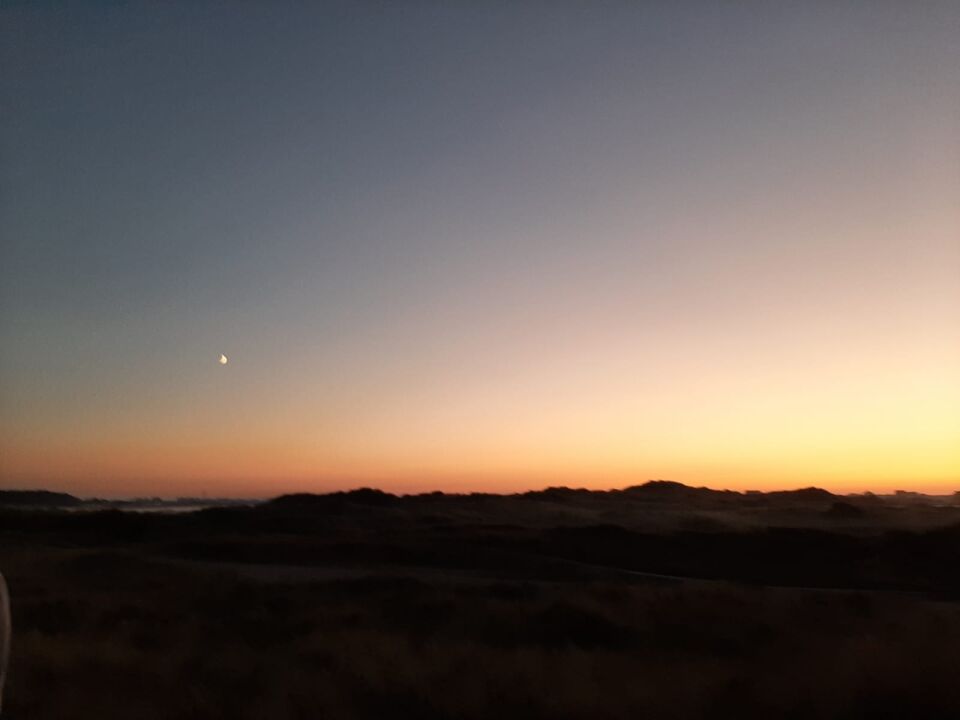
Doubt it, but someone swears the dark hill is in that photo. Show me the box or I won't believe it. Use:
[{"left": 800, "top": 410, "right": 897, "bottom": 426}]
[
  {"left": 0, "top": 490, "right": 82, "bottom": 507},
  {"left": 620, "top": 480, "right": 738, "bottom": 502},
  {"left": 765, "top": 487, "right": 835, "bottom": 503},
  {"left": 266, "top": 488, "right": 400, "bottom": 510}
]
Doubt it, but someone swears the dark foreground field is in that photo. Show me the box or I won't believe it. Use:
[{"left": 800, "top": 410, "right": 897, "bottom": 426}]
[{"left": 3, "top": 482, "right": 960, "bottom": 719}]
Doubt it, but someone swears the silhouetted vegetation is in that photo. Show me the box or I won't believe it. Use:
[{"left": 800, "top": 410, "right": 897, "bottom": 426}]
[{"left": 3, "top": 482, "right": 960, "bottom": 718}]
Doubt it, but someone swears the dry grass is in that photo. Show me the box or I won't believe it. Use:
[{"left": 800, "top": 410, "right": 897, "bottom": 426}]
[{"left": 2, "top": 546, "right": 960, "bottom": 719}]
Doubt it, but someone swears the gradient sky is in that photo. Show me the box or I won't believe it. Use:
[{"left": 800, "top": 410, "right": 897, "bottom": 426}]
[{"left": 2, "top": 1, "right": 958, "bottom": 498}]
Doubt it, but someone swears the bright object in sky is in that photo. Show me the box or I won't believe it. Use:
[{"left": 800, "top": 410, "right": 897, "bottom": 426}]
[{"left": 219, "top": 354, "right": 228, "bottom": 365}]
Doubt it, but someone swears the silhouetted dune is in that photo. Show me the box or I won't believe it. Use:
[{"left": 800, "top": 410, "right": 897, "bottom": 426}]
[
  {"left": 0, "top": 490, "right": 81, "bottom": 507},
  {"left": 519, "top": 486, "right": 597, "bottom": 502},
  {"left": 623, "top": 479, "right": 718, "bottom": 496},
  {"left": 620, "top": 480, "right": 743, "bottom": 505},
  {"left": 5, "top": 482, "right": 960, "bottom": 719},
  {"left": 267, "top": 488, "right": 401, "bottom": 510},
  {"left": 765, "top": 486, "right": 836, "bottom": 503}
]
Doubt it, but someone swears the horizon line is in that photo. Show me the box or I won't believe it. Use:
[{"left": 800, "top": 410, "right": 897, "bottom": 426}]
[{"left": 3, "top": 479, "right": 959, "bottom": 503}]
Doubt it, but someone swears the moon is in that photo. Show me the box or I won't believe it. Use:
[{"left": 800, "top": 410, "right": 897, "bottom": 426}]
[{"left": 219, "top": 354, "right": 229, "bottom": 365}]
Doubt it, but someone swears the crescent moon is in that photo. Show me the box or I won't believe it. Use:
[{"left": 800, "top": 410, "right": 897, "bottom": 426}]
[{"left": 219, "top": 354, "right": 229, "bottom": 365}]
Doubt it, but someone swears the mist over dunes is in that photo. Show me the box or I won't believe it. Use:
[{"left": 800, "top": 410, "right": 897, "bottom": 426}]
[{"left": 5, "top": 481, "right": 960, "bottom": 592}]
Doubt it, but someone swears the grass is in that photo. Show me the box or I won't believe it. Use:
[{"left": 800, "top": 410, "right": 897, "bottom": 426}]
[{"left": 4, "top": 545, "right": 960, "bottom": 719}]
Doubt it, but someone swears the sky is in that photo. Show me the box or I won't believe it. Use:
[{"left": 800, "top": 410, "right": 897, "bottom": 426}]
[{"left": 1, "top": 1, "right": 958, "bottom": 498}]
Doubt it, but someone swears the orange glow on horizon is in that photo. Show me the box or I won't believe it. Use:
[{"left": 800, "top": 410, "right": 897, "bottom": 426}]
[
  {"left": 2, "top": 303, "right": 958, "bottom": 498},
  {"left": 3, "top": 324, "right": 957, "bottom": 498}
]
